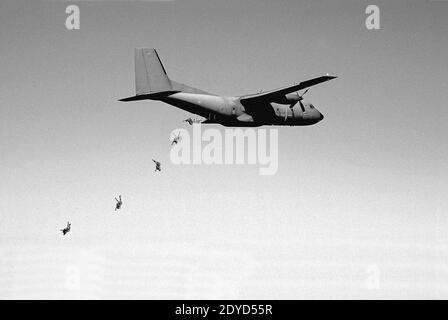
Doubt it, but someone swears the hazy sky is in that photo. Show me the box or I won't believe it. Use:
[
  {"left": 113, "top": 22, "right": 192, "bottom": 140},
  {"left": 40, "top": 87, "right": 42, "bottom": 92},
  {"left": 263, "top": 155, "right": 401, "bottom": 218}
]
[{"left": 0, "top": 0, "right": 447, "bottom": 299}]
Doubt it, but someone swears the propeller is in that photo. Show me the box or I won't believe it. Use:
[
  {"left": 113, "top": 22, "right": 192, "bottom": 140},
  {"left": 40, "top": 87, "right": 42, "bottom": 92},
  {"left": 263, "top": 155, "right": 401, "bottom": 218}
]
[
  {"left": 300, "top": 88, "right": 310, "bottom": 98},
  {"left": 290, "top": 88, "right": 310, "bottom": 112}
]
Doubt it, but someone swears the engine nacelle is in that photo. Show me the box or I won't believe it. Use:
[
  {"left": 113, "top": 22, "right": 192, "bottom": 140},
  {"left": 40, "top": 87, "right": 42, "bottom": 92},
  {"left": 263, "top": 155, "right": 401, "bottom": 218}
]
[
  {"left": 284, "top": 92, "right": 302, "bottom": 103},
  {"left": 271, "top": 92, "right": 302, "bottom": 104}
]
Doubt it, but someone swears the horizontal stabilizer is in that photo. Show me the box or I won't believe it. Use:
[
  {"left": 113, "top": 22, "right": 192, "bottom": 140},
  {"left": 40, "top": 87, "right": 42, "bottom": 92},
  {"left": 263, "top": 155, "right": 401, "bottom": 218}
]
[{"left": 119, "top": 91, "right": 180, "bottom": 102}]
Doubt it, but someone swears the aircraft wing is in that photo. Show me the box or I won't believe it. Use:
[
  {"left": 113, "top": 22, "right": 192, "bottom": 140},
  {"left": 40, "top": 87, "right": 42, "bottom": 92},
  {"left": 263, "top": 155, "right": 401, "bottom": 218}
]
[{"left": 239, "top": 75, "right": 337, "bottom": 104}]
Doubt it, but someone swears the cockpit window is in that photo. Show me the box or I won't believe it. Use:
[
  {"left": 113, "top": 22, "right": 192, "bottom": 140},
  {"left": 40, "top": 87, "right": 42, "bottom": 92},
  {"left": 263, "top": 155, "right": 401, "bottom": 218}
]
[{"left": 310, "top": 104, "right": 315, "bottom": 109}]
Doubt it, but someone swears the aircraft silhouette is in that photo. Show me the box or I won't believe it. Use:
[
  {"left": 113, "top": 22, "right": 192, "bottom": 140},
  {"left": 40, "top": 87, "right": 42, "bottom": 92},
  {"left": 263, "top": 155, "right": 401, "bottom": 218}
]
[{"left": 120, "top": 49, "right": 337, "bottom": 127}]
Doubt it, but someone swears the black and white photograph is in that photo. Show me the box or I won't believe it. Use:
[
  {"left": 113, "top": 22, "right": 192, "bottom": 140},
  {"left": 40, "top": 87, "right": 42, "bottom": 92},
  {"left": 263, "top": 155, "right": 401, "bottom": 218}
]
[{"left": 0, "top": 0, "right": 447, "bottom": 302}]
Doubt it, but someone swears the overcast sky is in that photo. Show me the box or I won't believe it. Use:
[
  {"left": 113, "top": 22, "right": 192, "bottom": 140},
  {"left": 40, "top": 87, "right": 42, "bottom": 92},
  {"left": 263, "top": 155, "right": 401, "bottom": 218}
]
[{"left": 0, "top": 0, "right": 447, "bottom": 299}]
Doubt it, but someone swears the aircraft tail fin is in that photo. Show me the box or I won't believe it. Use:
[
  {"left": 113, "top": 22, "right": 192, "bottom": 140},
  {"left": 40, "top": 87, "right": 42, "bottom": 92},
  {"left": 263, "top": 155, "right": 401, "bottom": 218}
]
[
  {"left": 120, "top": 48, "right": 215, "bottom": 102},
  {"left": 134, "top": 48, "right": 173, "bottom": 95}
]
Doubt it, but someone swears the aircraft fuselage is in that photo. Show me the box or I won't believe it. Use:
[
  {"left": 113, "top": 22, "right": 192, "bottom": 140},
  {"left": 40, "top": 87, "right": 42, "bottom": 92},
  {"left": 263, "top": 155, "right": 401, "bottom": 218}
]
[{"left": 159, "top": 92, "right": 324, "bottom": 127}]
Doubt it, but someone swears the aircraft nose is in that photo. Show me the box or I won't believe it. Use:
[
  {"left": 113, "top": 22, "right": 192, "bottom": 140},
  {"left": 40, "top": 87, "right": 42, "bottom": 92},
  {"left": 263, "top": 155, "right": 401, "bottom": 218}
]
[{"left": 319, "top": 113, "right": 324, "bottom": 121}]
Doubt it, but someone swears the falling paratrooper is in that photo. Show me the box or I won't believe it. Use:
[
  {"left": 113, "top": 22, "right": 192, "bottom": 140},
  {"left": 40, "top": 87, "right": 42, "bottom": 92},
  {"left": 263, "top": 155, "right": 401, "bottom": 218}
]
[
  {"left": 60, "top": 222, "right": 71, "bottom": 236},
  {"left": 152, "top": 159, "right": 161, "bottom": 172},
  {"left": 115, "top": 195, "right": 122, "bottom": 211},
  {"left": 183, "top": 117, "right": 203, "bottom": 126},
  {"left": 171, "top": 131, "right": 182, "bottom": 146}
]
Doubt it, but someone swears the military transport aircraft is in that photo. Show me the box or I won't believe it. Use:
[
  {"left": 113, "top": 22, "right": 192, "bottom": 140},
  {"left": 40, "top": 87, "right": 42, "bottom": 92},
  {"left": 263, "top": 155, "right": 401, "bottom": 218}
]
[{"left": 120, "top": 49, "right": 337, "bottom": 127}]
